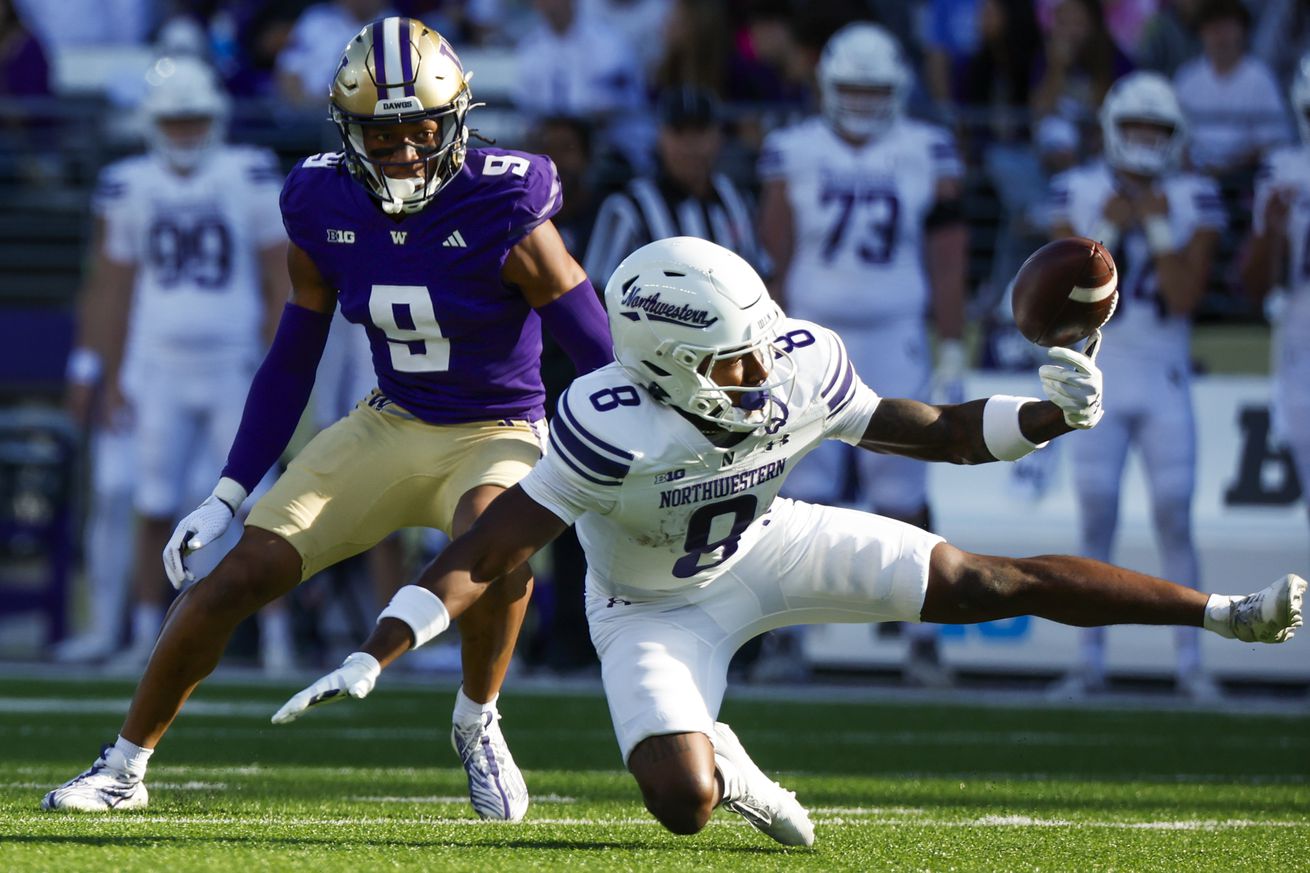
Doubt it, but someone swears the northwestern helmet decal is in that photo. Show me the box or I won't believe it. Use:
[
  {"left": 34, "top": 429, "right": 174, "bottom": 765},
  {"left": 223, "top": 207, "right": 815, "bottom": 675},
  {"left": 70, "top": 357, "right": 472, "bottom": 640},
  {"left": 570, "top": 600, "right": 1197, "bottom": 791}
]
[{"left": 620, "top": 286, "right": 720, "bottom": 328}]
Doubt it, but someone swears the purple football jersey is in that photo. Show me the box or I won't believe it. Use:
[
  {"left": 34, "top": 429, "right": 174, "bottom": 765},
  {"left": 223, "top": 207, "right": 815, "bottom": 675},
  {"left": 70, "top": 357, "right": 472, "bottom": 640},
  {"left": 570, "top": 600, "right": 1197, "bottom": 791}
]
[{"left": 280, "top": 148, "right": 563, "bottom": 424}]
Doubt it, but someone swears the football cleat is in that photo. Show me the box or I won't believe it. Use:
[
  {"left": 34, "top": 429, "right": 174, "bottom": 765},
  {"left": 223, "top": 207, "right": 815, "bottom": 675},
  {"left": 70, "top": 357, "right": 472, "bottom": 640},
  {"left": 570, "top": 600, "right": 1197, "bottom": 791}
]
[
  {"left": 41, "top": 745, "right": 148, "bottom": 812},
  {"left": 451, "top": 709, "right": 529, "bottom": 821},
  {"left": 1217, "top": 574, "right": 1306, "bottom": 644},
  {"left": 714, "top": 721, "right": 815, "bottom": 847}
]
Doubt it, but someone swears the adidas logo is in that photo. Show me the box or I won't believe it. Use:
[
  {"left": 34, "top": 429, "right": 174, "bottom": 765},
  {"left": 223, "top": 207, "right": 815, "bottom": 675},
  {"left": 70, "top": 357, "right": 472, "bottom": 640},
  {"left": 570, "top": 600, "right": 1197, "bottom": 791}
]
[{"left": 442, "top": 229, "right": 467, "bottom": 248}]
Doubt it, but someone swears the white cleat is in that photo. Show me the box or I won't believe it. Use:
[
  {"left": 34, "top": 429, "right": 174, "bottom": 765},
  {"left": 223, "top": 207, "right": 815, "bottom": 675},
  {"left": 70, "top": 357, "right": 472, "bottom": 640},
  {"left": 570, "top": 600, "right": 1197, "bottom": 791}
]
[
  {"left": 451, "top": 709, "right": 529, "bottom": 821},
  {"left": 41, "top": 746, "right": 148, "bottom": 812},
  {"left": 1220, "top": 574, "right": 1306, "bottom": 644},
  {"left": 713, "top": 721, "right": 815, "bottom": 847}
]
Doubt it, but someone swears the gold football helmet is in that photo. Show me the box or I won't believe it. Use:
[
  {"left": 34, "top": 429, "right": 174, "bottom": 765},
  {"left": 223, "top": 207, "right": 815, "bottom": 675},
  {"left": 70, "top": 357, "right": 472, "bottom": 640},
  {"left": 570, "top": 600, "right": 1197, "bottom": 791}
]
[{"left": 330, "top": 17, "right": 473, "bottom": 214}]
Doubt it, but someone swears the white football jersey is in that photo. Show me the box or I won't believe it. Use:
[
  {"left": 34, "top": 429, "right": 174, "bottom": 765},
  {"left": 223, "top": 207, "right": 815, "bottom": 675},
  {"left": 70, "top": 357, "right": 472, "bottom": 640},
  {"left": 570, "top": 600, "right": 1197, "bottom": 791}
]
[
  {"left": 520, "top": 319, "right": 881, "bottom": 598},
  {"left": 1253, "top": 143, "right": 1310, "bottom": 336},
  {"left": 93, "top": 145, "right": 285, "bottom": 358},
  {"left": 758, "top": 117, "right": 962, "bottom": 326},
  {"left": 1048, "top": 161, "right": 1226, "bottom": 365}
]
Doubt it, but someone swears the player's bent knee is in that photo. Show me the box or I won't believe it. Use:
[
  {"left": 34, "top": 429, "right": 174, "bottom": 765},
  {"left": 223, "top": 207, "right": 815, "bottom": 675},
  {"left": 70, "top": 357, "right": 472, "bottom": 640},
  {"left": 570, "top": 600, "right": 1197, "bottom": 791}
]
[
  {"left": 635, "top": 769, "right": 718, "bottom": 835},
  {"left": 188, "top": 529, "right": 301, "bottom": 618},
  {"left": 628, "top": 735, "right": 719, "bottom": 835}
]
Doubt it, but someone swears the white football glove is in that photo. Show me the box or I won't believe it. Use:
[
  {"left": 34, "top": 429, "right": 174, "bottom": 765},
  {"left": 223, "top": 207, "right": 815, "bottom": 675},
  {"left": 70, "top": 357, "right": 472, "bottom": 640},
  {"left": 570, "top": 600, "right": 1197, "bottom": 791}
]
[
  {"left": 162, "top": 478, "right": 247, "bottom": 589},
  {"left": 1039, "top": 342, "right": 1104, "bottom": 429},
  {"left": 271, "top": 652, "right": 381, "bottom": 725}
]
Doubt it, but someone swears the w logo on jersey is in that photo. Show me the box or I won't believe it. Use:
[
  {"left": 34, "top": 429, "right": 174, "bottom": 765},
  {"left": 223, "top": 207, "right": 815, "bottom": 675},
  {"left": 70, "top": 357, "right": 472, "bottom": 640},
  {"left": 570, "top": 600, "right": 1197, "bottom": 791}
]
[{"left": 390, "top": 231, "right": 408, "bottom": 245}]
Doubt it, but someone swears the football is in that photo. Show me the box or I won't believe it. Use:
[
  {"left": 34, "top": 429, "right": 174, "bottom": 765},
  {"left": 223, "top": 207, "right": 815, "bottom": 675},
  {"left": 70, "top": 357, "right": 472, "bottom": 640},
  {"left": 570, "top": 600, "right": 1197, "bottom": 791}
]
[{"left": 1011, "top": 237, "right": 1118, "bottom": 348}]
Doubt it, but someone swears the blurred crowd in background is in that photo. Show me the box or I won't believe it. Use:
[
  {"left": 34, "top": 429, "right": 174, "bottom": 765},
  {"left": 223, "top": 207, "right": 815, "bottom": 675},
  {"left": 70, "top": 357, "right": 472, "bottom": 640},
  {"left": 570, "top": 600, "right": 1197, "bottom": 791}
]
[{"left": 0, "top": 0, "right": 1307, "bottom": 691}]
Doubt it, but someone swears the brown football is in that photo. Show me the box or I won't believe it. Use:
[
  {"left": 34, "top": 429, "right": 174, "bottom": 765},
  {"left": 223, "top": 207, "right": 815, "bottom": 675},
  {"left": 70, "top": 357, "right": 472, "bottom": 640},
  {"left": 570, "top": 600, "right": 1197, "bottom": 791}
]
[{"left": 1011, "top": 237, "right": 1118, "bottom": 348}]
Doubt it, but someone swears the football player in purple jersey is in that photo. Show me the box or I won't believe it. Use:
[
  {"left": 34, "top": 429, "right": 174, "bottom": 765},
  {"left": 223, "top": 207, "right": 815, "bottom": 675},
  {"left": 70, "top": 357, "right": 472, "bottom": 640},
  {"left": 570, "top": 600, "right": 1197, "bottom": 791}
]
[{"left": 43, "top": 18, "right": 612, "bottom": 821}]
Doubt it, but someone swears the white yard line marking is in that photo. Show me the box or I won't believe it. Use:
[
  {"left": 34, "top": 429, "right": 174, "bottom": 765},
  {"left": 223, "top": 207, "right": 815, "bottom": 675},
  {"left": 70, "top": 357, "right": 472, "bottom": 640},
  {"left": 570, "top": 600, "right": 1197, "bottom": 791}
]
[
  {"left": 353, "top": 794, "right": 576, "bottom": 805},
  {"left": 8, "top": 813, "right": 1308, "bottom": 831},
  {"left": 0, "top": 781, "right": 225, "bottom": 791},
  {"left": 0, "top": 698, "right": 272, "bottom": 717}
]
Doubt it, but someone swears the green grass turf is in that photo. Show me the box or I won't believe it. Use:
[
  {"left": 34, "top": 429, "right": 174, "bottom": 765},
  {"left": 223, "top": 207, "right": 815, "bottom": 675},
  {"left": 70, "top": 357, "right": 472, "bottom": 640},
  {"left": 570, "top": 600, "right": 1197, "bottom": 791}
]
[{"left": 2, "top": 675, "right": 1308, "bottom": 872}]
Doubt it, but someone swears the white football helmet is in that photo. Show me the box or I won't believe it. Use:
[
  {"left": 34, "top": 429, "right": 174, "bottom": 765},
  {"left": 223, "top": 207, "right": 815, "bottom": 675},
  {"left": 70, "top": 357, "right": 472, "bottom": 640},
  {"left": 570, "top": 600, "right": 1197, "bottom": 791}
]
[
  {"left": 817, "top": 22, "right": 909, "bottom": 141},
  {"left": 331, "top": 17, "right": 475, "bottom": 214},
  {"left": 1099, "top": 72, "right": 1187, "bottom": 177},
  {"left": 141, "top": 55, "right": 229, "bottom": 171},
  {"left": 605, "top": 237, "right": 794, "bottom": 433},
  {"left": 1292, "top": 53, "right": 1310, "bottom": 146}
]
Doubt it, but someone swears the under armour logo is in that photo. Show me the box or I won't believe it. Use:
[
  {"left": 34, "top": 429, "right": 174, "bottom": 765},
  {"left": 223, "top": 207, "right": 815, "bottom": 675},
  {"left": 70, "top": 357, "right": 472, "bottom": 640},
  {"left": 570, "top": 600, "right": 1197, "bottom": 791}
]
[
  {"left": 442, "top": 229, "right": 467, "bottom": 248},
  {"left": 606, "top": 597, "right": 631, "bottom": 608}
]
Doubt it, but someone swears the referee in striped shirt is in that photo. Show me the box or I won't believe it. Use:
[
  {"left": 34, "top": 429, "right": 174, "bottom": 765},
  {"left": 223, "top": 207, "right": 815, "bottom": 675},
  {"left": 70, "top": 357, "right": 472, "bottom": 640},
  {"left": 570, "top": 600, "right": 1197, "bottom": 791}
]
[{"left": 583, "top": 87, "right": 762, "bottom": 286}]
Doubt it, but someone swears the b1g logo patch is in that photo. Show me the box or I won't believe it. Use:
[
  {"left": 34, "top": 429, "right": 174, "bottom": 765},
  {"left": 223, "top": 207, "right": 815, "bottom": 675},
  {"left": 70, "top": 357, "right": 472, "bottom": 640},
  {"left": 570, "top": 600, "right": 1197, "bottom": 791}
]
[{"left": 326, "top": 229, "right": 356, "bottom": 244}]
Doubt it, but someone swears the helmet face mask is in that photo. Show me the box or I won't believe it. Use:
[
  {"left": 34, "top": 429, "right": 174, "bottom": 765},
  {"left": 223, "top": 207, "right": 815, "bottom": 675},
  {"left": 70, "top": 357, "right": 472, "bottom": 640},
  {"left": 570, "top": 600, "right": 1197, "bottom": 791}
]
[
  {"left": 605, "top": 237, "right": 795, "bottom": 434},
  {"left": 330, "top": 17, "right": 475, "bottom": 215},
  {"left": 1100, "top": 72, "right": 1187, "bottom": 177},
  {"left": 818, "top": 24, "right": 908, "bottom": 142}
]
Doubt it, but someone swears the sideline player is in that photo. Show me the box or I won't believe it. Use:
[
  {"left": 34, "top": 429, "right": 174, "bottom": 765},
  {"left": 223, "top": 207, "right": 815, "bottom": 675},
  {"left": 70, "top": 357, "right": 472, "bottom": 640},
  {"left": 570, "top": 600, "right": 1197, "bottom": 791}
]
[
  {"left": 43, "top": 18, "right": 613, "bottom": 820},
  {"left": 272, "top": 238, "right": 1304, "bottom": 847},
  {"left": 1046, "top": 72, "right": 1225, "bottom": 700},
  {"left": 1242, "top": 55, "right": 1310, "bottom": 546},
  {"left": 757, "top": 22, "right": 969, "bottom": 681},
  {"left": 58, "top": 57, "right": 291, "bottom": 668}
]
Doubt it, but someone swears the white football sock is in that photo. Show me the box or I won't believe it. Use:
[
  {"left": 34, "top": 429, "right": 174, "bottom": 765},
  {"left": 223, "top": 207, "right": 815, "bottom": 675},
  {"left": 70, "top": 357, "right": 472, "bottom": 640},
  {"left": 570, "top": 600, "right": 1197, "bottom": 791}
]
[
  {"left": 452, "top": 686, "right": 498, "bottom": 725},
  {"left": 715, "top": 752, "right": 745, "bottom": 805},
  {"left": 110, "top": 735, "right": 154, "bottom": 779}
]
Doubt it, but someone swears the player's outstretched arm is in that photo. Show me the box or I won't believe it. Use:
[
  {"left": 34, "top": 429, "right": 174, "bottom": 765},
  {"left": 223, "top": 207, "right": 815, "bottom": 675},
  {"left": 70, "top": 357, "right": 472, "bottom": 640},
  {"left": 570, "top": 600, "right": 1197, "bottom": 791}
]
[
  {"left": 272, "top": 486, "right": 568, "bottom": 724},
  {"left": 858, "top": 396, "right": 1068, "bottom": 464},
  {"left": 858, "top": 340, "right": 1103, "bottom": 465},
  {"left": 506, "top": 220, "right": 613, "bottom": 374}
]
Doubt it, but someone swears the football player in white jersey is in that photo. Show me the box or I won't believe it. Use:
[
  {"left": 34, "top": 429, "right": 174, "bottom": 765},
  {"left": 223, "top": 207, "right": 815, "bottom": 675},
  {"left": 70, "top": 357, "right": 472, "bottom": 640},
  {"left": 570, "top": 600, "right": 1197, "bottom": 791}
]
[
  {"left": 61, "top": 57, "right": 292, "bottom": 667},
  {"left": 757, "top": 22, "right": 968, "bottom": 682},
  {"left": 1242, "top": 55, "right": 1310, "bottom": 539},
  {"left": 1046, "top": 72, "right": 1226, "bottom": 700},
  {"left": 271, "top": 238, "right": 1304, "bottom": 847}
]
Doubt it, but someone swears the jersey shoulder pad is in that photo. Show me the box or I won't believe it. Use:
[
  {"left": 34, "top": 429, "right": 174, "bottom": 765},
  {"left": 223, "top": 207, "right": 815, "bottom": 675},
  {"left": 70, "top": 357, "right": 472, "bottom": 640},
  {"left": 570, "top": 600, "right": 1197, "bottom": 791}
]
[
  {"left": 466, "top": 148, "right": 562, "bottom": 237},
  {"left": 228, "top": 145, "right": 284, "bottom": 186},
  {"left": 552, "top": 367, "right": 641, "bottom": 487},
  {"left": 280, "top": 155, "right": 344, "bottom": 247},
  {"left": 780, "top": 319, "right": 856, "bottom": 414},
  {"left": 758, "top": 121, "right": 813, "bottom": 178},
  {"left": 92, "top": 156, "right": 149, "bottom": 207}
]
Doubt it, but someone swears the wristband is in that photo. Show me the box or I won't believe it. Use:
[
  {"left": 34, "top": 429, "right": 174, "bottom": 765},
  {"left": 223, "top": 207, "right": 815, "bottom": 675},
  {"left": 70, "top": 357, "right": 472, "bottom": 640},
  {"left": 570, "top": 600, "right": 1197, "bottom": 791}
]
[
  {"left": 1143, "top": 215, "right": 1173, "bottom": 255},
  {"left": 66, "top": 348, "right": 103, "bottom": 386},
  {"left": 983, "top": 395, "right": 1048, "bottom": 462},
  {"left": 211, "top": 477, "right": 248, "bottom": 514},
  {"left": 1091, "top": 221, "right": 1120, "bottom": 254},
  {"left": 378, "top": 584, "right": 451, "bottom": 649}
]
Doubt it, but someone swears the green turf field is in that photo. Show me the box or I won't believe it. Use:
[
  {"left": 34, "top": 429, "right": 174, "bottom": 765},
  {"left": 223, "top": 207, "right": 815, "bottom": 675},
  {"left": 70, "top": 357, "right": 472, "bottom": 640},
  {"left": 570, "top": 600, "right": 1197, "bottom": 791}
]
[{"left": 3, "top": 674, "right": 1308, "bottom": 872}]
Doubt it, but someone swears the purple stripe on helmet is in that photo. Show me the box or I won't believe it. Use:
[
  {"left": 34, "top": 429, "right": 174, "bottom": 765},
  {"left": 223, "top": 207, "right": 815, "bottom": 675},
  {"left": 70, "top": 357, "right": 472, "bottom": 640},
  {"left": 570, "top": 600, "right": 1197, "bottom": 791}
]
[
  {"left": 437, "top": 37, "right": 464, "bottom": 73},
  {"left": 399, "top": 18, "right": 416, "bottom": 97},
  {"left": 372, "top": 20, "right": 387, "bottom": 100}
]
